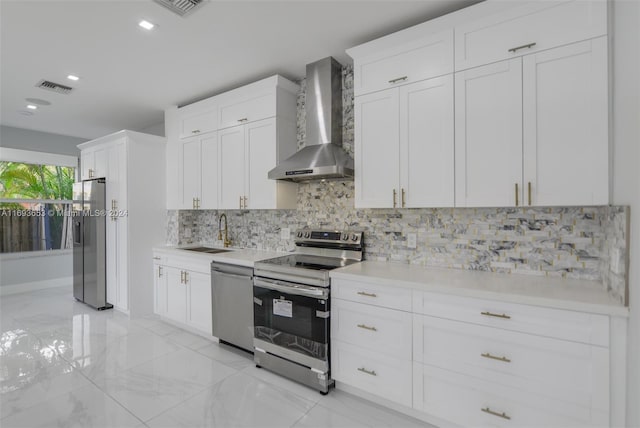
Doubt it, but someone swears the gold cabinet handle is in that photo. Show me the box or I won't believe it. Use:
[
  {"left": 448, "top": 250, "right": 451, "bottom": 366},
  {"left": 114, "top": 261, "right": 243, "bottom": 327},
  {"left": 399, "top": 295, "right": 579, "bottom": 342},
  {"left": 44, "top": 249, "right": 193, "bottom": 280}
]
[
  {"left": 357, "top": 367, "right": 377, "bottom": 376},
  {"left": 393, "top": 189, "right": 397, "bottom": 208},
  {"left": 357, "top": 291, "right": 377, "bottom": 298},
  {"left": 388, "top": 76, "right": 408, "bottom": 84},
  {"left": 195, "top": 198, "right": 200, "bottom": 209},
  {"left": 528, "top": 181, "right": 532, "bottom": 206},
  {"left": 480, "top": 311, "right": 511, "bottom": 320},
  {"left": 153, "top": 256, "right": 161, "bottom": 260},
  {"left": 243, "top": 196, "right": 248, "bottom": 209},
  {"left": 401, "top": 188, "right": 406, "bottom": 208},
  {"left": 158, "top": 266, "right": 163, "bottom": 278},
  {"left": 191, "top": 129, "right": 201, "bottom": 134},
  {"left": 514, "top": 183, "right": 519, "bottom": 206},
  {"left": 238, "top": 118, "right": 248, "bottom": 123},
  {"left": 239, "top": 196, "right": 243, "bottom": 209},
  {"left": 357, "top": 324, "right": 377, "bottom": 332},
  {"left": 88, "top": 168, "right": 94, "bottom": 178},
  {"left": 481, "top": 353, "right": 511, "bottom": 363},
  {"left": 481, "top": 407, "right": 511, "bottom": 420},
  {"left": 508, "top": 42, "right": 536, "bottom": 53},
  {"left": 180, "top": 271, "right": 185, "bottom": 284}
]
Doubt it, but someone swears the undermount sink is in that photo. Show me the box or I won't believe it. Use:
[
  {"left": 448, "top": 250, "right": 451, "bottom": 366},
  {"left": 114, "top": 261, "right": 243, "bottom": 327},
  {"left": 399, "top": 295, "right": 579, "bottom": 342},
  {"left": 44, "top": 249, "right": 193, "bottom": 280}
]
[{"left": 183, "top": 247, "right": 232, "bottom": 254}]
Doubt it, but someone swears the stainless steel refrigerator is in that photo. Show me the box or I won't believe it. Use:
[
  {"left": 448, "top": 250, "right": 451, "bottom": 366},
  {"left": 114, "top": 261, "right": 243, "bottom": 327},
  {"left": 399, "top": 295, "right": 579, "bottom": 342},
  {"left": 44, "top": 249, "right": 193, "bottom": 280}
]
[{"left": 72, "top": 178, "right": 112, "bottom": 310}]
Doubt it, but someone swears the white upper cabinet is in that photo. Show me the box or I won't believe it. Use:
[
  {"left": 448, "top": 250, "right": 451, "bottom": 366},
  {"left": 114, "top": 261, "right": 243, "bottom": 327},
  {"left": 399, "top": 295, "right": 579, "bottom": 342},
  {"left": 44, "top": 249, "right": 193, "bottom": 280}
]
[
  {"left": 399, "top": 75, "right": 454, "bottom": 208},
  {"left": 455, "top": 59, "right": 523, "bottom": 207},
  {"left": 218, "top": 126, "right": 246, "bottom": 210},
  {"left": 80, "top": 145, "right": 107, "bottom": 180},
  {"left": 218, "top": 92, "right": 276, "bottom": 130},
  {"left": 354, "top": 76, "right": 455, "bottom": 209},
  {"left": 522, "top": 37, "right": 609, "bottom": 206},
  {"left": 455, "top": 0, "right": 607, "bottom": 71},
  {"left": 165, "top": 75, "right": 298, "bottom": 210},
  {"left": 177, "top": 100, "right": 217, "bottom": 139},
  {"left": 348, "top": 28, "right": 453, "bottom": 97},
  {"left": 354, "top": 89, "right": 400, "bottom": 208},
  {"left": 218, "top": 118, "right": 297, "bottom": 210}
]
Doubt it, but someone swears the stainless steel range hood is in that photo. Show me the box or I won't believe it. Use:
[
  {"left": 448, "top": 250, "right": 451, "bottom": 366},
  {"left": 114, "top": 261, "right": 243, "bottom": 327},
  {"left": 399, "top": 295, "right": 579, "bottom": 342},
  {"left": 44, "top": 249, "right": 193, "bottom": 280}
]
[{"left": 268, "top": 57, "right": 354, "bottom": 182}]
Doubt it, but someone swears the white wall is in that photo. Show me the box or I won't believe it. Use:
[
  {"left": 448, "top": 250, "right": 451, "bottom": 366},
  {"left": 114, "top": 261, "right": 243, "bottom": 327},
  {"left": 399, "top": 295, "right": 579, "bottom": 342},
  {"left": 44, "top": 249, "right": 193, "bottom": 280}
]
[
  {"left": 137, "top": 121, "right": 165, "bottom": 137},
  {"left": 0, "top": 125, "right": 87, "bottom": 156},
  {"left": 611, "top": 1, "right": 640, "bottom": 426}
]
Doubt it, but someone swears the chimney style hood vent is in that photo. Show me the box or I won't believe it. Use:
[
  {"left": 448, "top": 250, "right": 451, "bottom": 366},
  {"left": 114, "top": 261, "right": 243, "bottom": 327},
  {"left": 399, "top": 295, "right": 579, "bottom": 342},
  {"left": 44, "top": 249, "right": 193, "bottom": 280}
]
[{"left": 268, "top": 57, "right": 354, "bottom": 182}]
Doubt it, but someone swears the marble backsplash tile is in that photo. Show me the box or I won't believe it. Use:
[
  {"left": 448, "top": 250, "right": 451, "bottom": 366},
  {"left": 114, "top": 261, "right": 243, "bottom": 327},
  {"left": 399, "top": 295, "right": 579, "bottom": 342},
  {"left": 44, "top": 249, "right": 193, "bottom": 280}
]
[{"left": 165, "top": 180, "right": 629, "bottom": 305}]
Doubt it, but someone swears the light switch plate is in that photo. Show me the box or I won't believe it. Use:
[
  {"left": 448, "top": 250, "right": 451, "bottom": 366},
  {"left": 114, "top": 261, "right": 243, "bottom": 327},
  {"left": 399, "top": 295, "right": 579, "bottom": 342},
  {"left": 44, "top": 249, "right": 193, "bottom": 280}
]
[
  {"left": 281, "top": 228, "right": 290, "bottom": 240},
  {"left": 407, "top": 233, "right": 417, "bottom": 249}
]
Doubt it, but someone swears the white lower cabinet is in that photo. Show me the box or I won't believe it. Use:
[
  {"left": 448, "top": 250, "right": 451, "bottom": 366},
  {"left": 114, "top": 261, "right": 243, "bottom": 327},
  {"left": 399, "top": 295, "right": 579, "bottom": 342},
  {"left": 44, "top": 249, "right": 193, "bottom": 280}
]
[
  {"left": 330, "top": 277, "right": 616, "bottom": 427},
  {"left": 152, "top": 252, "right": 213, "bottom": 336}
]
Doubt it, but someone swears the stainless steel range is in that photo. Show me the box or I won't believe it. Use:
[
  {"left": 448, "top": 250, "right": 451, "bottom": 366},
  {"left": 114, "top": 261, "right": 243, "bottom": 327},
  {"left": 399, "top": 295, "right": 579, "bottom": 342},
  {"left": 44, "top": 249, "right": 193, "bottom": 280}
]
[{"left": 252, "top": 230, "right": 363, "bottom": 394}]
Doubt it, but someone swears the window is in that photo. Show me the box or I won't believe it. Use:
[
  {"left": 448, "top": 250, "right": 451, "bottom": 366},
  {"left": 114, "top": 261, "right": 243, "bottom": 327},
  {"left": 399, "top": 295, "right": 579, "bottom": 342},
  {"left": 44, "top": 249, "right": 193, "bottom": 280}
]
[{"left": 0, "top": 152, "right": 77, "bottom": 253}]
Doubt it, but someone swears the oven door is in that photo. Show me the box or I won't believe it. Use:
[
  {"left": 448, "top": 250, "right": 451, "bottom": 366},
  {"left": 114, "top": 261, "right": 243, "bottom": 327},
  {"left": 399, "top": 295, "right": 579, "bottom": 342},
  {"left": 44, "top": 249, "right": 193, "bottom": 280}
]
[{"left": 253, "top": 276, "right": 330, "bottom": 367}]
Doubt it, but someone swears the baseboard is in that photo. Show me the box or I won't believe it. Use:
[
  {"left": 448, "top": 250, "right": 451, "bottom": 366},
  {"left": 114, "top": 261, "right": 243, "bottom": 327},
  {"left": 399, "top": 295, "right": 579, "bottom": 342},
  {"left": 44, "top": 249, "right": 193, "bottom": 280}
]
[{"left": 0, "top": 276, "right": 72, "bottom": 296}]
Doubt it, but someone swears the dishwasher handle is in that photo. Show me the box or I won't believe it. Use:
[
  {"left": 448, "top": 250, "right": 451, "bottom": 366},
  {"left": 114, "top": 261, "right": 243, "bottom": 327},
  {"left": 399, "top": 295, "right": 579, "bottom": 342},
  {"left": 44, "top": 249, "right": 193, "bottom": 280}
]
[{"left": 212, "top": 268, "right": 252, "bottom": 282}]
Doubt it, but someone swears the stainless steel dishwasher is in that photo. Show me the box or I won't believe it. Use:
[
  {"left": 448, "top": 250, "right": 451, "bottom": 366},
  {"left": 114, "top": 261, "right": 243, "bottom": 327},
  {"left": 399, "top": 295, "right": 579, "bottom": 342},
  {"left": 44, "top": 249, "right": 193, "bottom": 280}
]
[{"left": 211, "top": 261, "right": 254, "bottom": 352}]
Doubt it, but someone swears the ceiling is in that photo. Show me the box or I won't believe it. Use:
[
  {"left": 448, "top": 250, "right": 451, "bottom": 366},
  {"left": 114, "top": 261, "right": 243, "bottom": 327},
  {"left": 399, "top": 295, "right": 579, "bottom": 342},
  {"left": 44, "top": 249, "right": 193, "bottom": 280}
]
[{"left": 0, "top": 0, "right": 479, "bottom": 140}]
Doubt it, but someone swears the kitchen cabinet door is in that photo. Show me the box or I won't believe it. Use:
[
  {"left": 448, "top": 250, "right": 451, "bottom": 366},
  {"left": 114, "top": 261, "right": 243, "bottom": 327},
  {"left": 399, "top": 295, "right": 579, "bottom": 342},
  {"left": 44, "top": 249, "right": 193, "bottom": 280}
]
[
  {"left": 179, "top": 108, "right": 217, "bottom": 139},
  {"left": 153, "top": 263, "right": 167, "bottom": 317},
  {"left": 180, "top": 137, "right": 202, "bottom": 209},
  {"left": 354, "top": 89, "right": 400, "bottom": 208},
  {"left": 165, "top": 267, "right": 187, "bottom": 324},
  {"left": 199, "top": 135, "right": 218, "bottom": 209},
  {"left": 455, "top": 58, "right": 523, "bottom": 207},
  {"left": 186, "top": 271, "right": 212, "bottom": 334},
  {"left": 218, "top": 126, "right": 246, "bottom": 209},
  {"left": 522, "top": 37, "right": 608, "bottom": 206},
  {"left": 399, "top": 76, "right": 454, "bottom": 208},
  {"left": 245, "top": 118, "right": 277, "bottom": 209}
]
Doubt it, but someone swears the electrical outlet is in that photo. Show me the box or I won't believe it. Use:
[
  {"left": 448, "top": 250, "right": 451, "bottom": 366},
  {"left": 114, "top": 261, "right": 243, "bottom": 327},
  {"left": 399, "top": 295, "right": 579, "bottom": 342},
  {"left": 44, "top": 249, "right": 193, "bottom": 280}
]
[
  {"left": 407, "top": 233, "right": 417, "bottom": 249},
  {"left": 281, "top": 228, "right": 290, "bottom": 240}
]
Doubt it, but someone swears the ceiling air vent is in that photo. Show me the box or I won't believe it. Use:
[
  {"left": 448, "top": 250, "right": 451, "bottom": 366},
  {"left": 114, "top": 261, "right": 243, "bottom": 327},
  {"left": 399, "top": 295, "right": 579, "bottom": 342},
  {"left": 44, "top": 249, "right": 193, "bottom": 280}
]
[
  {"left": 152, "top": 0, "right": 206, "bottom": 17},
  {"left": 36, "top": 80, "right": 73, "bottom": 95}
]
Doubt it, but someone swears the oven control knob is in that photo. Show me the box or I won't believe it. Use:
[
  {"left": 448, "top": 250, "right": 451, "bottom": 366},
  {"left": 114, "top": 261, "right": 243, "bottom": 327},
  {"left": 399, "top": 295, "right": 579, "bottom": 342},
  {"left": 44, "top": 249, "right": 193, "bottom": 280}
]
[
  {"left": 297, "top": 232, "right": 302, "bottom": 238},
  {"left": 351, "top": 234, "right": 359, "bottom": 242},
  {"left": 304, "top": 232, "right": 311, "bottom": 238},
  {"left": 342, "top": 233, "right": 349, "bottom": 241}
]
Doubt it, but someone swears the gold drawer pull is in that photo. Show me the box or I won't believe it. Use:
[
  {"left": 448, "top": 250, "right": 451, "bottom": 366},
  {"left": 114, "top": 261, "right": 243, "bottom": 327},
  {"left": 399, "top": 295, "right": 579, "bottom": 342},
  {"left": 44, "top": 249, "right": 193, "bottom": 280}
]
[
  {"left": 508, "top": 42, "right": 536, "bottom": 53},
  {"left": 191, "top": 129, "right": 201, "bottom": 134},
  {"left": 480, "top": 311, "right": 511, "bottom": 320},
  {"left": 153, "top": 256, "right": 161, "bottom": 260},
  {"left": 481, "top": 353, "right": 511, "bottom": 363},
  {"left": 357, "top": 367, "right": 377, "bottom": 376},
  {"left": 357, "top": 291, "right": 377, "bottom": 298},
  {"left": 481, "top": 407, "right": 511, "bottom": 420},
  {"left": 357, "top": 324, "right": 377, "bottom": 332},
  {"left": 388, "top": 76, "right": 408, "bottom": 84},
  {"left": 238, "top": 118, "right": 248, "bottom": 122}
]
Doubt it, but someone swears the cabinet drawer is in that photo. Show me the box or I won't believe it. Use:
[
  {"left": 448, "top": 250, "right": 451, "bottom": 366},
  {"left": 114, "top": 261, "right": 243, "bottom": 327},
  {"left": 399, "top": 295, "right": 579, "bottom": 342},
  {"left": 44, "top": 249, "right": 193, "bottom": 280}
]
[
  {"left": 414, "top": 291, "right": 609, "bottom": 346},
  {"left": 332, "top": 278, "right": 412, "bottom": 311},
  {"left": 332, "top": 299, "right": 412, "bottom": 360},
  {"left": 332, "top": 341, "right": 412, "bottom": 408},
  {"left": 455, "top": 0, "right": 607, "bottom": 71},
  {"left": 352, "top": 29, "right": 453, "bottom": 96},
  {"left": 413, "top": 315, "right": 609, "bottom": 410},
  {"left": 179, "top": 107, "right": 218, "bottom": 139},
  {"left": 413, "top": 363, "right": 608, "bottom": 427},
  {"left": 218, "top": 92, "right": 276, "bottom": 129}
]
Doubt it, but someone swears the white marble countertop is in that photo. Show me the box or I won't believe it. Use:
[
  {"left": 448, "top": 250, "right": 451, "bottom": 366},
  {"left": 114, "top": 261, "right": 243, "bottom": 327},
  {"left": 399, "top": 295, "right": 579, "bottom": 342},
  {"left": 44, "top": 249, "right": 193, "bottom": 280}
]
[
  {"left": 152, "top": 244, "right": 288, "bottom": 268},
  {"left": 331, "top": 261, "right": 628, "bottom": 317}
]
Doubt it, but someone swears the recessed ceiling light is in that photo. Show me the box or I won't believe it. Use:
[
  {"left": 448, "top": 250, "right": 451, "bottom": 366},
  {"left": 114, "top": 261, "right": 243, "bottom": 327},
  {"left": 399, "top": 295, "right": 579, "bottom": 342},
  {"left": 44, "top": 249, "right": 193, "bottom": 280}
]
[
  {"left": 25, "top": 98, "right": 51, "bottom": 106},
  {"left": 138, "top": 20, "right": 155, "bottom": 30},
  {"left": 67, "top": 75, "right": 80, "bottom": 81},
  {"left": 26, "top": 104, "right": 38, "bottom": 110}
]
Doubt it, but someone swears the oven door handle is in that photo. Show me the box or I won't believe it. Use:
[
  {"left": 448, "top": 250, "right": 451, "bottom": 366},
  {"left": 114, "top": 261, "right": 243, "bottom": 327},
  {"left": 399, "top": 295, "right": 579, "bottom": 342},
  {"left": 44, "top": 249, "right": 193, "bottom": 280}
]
[{"left": 254, "top": 277, "right": 329, "bottom": 299}]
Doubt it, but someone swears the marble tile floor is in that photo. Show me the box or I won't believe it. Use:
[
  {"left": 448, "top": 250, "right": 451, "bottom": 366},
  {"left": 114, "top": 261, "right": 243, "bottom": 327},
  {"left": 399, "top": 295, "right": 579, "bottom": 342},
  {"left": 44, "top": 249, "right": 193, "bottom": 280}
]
[{"left": 0, "top": 286, "right": 432, "bottom": 428}]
